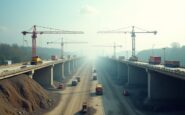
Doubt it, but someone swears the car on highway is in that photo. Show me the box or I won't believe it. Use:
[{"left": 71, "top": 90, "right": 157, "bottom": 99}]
[
  {"left": 92, "top": 73, "right": 97, "bottom": 80},
  {"left": 123, "top": 89, "right": 129, "bottom": 96},
  {"left": 58, "top": 83, "right": 64, "bottom": 89},
  {"left": 81, "top": 102, "right": 88, "bottom": 113},
  {"left": 72, "top": 79, "right": 78, "bottom": 86},
  {"left": 96, "top": 83, "right": 103, "bottom": 95},
  {"left": 76, "top": 76, "right": 80, "bottom": 82}
]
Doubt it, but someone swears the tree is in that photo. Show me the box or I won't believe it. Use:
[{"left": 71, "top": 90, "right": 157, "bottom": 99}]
[{"left": 170, "top": 42, "right": 180, "bottom": 48}]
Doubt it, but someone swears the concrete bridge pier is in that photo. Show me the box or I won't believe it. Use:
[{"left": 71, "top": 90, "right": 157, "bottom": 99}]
[
  {"left": 127, "top": 65, "right": 147, "bottom": 87},
  {"left": 70, "top": 60, "right": 74, "bottom": 73},
  {"left": 53, "top": 63, "right": 64, "bottom": 82},
  {"left": 147, "top": 69, "right": 185, "bottom": 102},
  {"left": 33, "top": 65, "right": 54, "bottom": 87},
  {"left": 73, "top": 60, "right": 77, "bottom": 70},
  {"left": 118, "top": 63, "right": 128, "bottom": 83},
  {"left": 26, "top": 70, "right": 34, "bottom": 79},
  {"left": 64, "top": 61, "right": 70, "bottom": 77}
]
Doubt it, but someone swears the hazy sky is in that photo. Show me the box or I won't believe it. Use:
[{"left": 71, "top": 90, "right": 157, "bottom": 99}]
[{"left": 0, "top": 0, "right": 185, "bottom": 56}]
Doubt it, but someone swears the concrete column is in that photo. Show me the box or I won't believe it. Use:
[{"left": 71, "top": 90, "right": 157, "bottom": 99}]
[
  {"left": 70, "top": 60, "right": 74, "bottom": 73},
  {"left": 64, "top": 62, "right": 69, "bottom": 76},
  {"left": 147, "top": 70, "right": 185, "bottom": 101},
  {"left": 62, "top": 62, "right": 65, "bottom": 79},
  {"left": 53, "top": 63, "right": 64, "bottom": 82},
  {"left": 127, "top": 65, "right": 147, "bottom": 87},
  {"left": 33, "top": 65, "right": 54, "bottom": 87},
  {"left": 68, "top": 61, "right": 71, "bottom": 74},
  {"left": 26, "top": 70, "right": 34, "bottom": 79},
  {"left": 118, "top": 63, "right": 128, "bottom": 83}
]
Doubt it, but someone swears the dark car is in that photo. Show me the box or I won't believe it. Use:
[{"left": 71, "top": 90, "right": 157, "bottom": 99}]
[
  {"left": 76, "top": 76, "right": 80, "bottom": 82},
  {"left": 72, "top": 80, "right": 78, "bottom": 86},
  {"left": 123, "top": 89, "right": 129, "bottom": 96},
  {"left": 58, "top": 83, "right": 64, "bottom": 89}
]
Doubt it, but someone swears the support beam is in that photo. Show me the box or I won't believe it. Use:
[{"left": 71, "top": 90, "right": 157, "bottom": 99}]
[
  {"left": 118, "top": 63, "right": 128, "bottom": 83},
  {"left": 33, "top": 65, "right": 54, "bottom": 87},
  {"left": 147, "top": 70, "right": 185, "bottom": 101},
  {"left": 53, "top": 63, "right": 64, "bottom": 82},
  {"left": 127, "top": 65, "right": 147, "bottom": 87}
]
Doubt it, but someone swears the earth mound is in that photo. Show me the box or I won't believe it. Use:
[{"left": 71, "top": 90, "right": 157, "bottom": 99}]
[{"left": 0, "top": 74, "right": 52, "bottom": 115}]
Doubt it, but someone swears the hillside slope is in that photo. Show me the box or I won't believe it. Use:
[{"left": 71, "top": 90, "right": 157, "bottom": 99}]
[{"left": 0, "top": 74, "right": 54, "bottom": 115}]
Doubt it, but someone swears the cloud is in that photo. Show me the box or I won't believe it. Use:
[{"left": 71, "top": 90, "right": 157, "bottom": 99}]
[
  {"left": 0, "top": 26, "right": 7, "bottom": 32},
  {"left": 80, "top": 5, "right": 99, "bottom": 15}
]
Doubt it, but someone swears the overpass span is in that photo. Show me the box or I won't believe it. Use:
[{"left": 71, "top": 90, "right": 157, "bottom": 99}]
[
  {"left": 0, "top": 57, "right": 84, "bottom": 87},
  {"left": 100, "top": 57, "right": 185, "bottom": 104}
]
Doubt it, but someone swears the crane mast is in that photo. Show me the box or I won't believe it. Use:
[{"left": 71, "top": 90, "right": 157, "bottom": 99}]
[
  {"left": 47, "top": 38, "right": 87, "bottom": 59},
  {"left": 22, "top": 25, "right": 84, "bottom": 58},
  {"left": 98, "top": 26, "right": 157, "bottom": 61},
  {"left": 22, "top": 25, "right": 84, "bottom": 65},
  {"left": 94, "top": 42, "right": 122, "bottom": 58}
]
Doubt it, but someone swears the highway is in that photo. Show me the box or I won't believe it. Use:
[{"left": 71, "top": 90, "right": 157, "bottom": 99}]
[
  {"left": 96, "top": 61, "right": 142, "bottom": 115},
  {"left": 45, "top": 60, "right": 143, "bottom": 115},
  {"left": 0, "top": 60, "right": 55, "bottom": 74},
  {"left": 45, "top": 62, "right": 104, "bottom": 115}
]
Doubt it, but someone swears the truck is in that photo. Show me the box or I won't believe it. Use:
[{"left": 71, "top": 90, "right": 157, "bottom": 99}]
[
  {"left": 92, "top": 67, "right": 96, "bottom": 73},
  {"left": 31, "top": 56, "right": 42, "bottom": 65},
  {"left": 129, "top": 56, "right": 138, "bottom": 61},
  {"left": 149, "top": 56, "right": 161, "bottom": 64},
  {"left": 51, "top": 55, "right": 58, "bottom": 60},
  {"left": 76, "top": 76, "right": 80, "bottom": 82},
  {"left": 72, "top": 79, "right": 78, "bottom": 86},
  {"left": 96, "top": 83, "right": 103, "bottom": 95},
  {"left": 119, "top": 56, "right": 125, "bottom": 60},
  {"left": 92, "top": 73, "right": 97, "bottom": 80},
  {"left": 164, "top": 61, "right": 180, "bottom": 68}
]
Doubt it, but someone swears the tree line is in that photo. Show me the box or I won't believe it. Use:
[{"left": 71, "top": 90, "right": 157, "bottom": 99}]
[{"left": 0, "top": 43, "right": 75, "bottom": 65}]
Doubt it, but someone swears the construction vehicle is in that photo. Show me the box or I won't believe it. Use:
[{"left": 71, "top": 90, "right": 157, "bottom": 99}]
[
  {"left": 81, "top": 102, "right": 88, "bottom": 113},
  {"left": 96, "top": 83, "right": 103, "bottom": 95},
  {"left": 31, "top": 56, "right": 42, "bottom": 65},
  {"left": 119, "top": 56, "right": 125, "bottom": 60},
  {"left": 92, "top": 73, "right": 97, "bottom": 80},
  {"left": 123, "top": 89, "right": 129, "bottom": 96},
  {"left": 76, "top": 76, "right": 80, "bottom": 82},
  {"left": 129, "top": 56, "right": 138, "bottom": 61},
  {"left": 98, "top": 26, "right": 157, "bottom": 61},
  {"left": 164, "top": 61, "right": 180, "bottom": 68},
  {"left": 51, "top": 55, "right": 58, "bottom": 60},
  {"left": 72, "top": 79, "right": 78, "bottom": 86},
  {"left": 22, "top": 25, "right": 84, "bottom": 64},
  {"left": 149, "top": 56, "right": 161, "bottom": 64},
  {"left": 58, "top": 83, "right": 65, "bottom": 89}
]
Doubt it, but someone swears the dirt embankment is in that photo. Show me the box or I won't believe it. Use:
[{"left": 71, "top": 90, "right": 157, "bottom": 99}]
[{"left": 0, "top": 74, "right": 55, "bottom": 115}]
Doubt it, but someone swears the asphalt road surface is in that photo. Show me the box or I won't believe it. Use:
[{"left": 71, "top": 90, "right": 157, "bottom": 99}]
[
  {"left": 96, "top": 62, "right": 143, "bottom": 115},
  {"left": 45, "top": 62, "right": 104, "bottom": 115},
  {"left": 45, "top": 60, "right": 143, "bottom": 115}
]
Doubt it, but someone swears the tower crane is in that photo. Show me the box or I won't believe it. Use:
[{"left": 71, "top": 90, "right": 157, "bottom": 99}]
[
  {"left": 93, "top": 42, "right": 122, "bottom": 58},
  {"left": 98, "top": 26, "right": 157, "bottom": 61},
  {"left": 47, "top": 37, "right": 88, "bottom": 59},
  {"left": 22, "top": 25, "right": 84, "bottom": 65}
]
